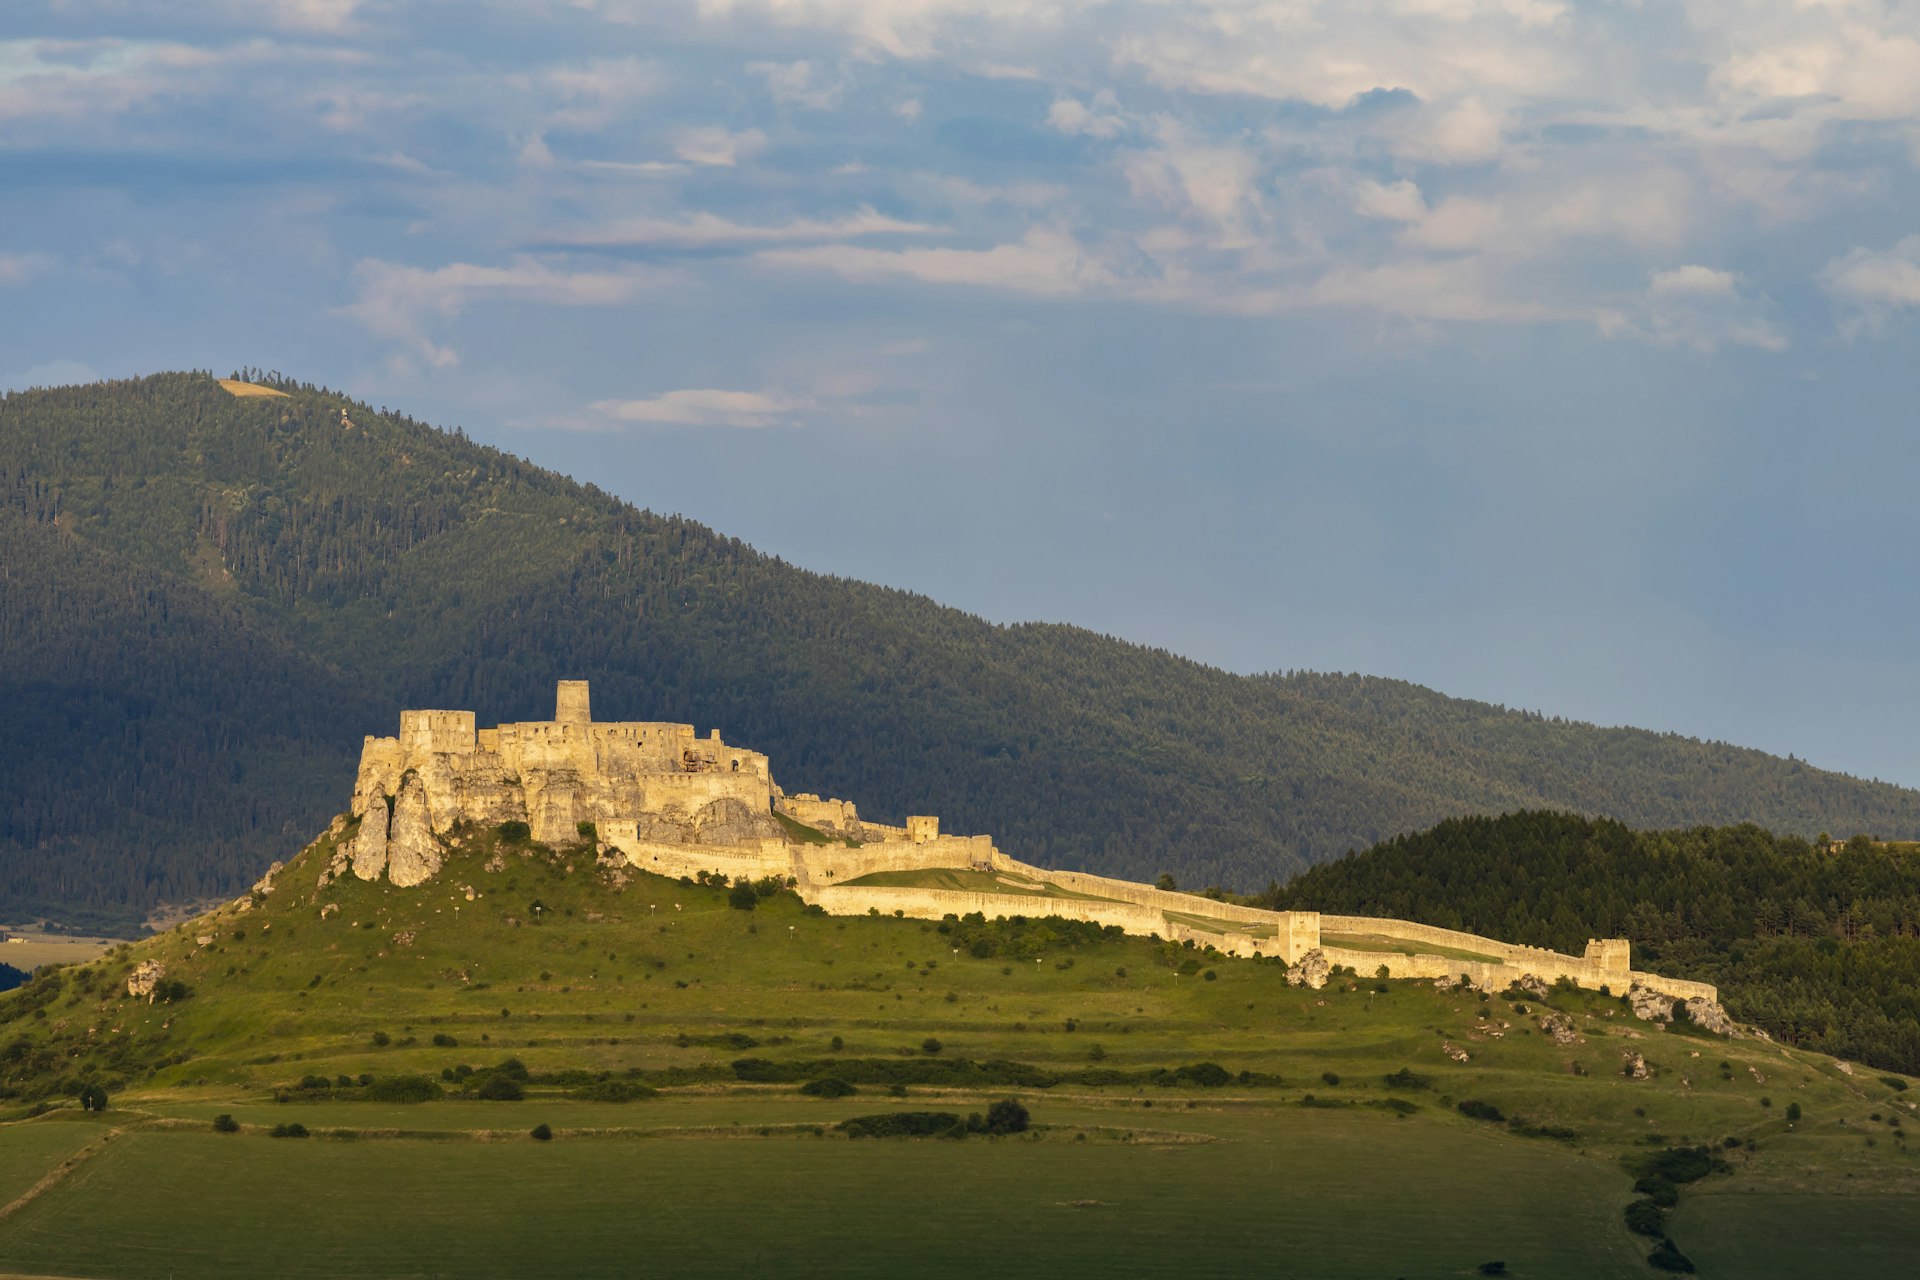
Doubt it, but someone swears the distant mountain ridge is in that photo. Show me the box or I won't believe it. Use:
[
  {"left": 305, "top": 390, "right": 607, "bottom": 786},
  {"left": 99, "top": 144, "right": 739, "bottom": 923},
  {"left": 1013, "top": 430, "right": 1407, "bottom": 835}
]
[{"left": 3, "top": 371, "right": 1917, "bottom": 930}]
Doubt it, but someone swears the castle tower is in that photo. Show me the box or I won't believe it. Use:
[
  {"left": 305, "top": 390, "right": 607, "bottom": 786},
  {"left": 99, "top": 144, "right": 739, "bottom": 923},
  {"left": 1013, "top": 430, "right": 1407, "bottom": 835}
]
[
  {"left": 556, "top": 680, "right": 591, "bottom": 725},
  {"left": 906, "top": 815, "right": 939, "bottom": 844}
]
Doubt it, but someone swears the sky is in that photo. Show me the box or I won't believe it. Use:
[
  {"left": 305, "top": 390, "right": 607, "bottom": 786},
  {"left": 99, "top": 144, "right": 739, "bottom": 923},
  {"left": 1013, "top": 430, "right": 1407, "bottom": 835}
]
[{"left": 3, "top": 1, "right": 1919, "bottom": 788}]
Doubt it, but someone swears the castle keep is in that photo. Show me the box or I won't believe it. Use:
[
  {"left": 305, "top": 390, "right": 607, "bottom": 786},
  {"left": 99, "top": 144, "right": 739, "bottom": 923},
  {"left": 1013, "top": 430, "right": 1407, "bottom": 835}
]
[{"left": 336, "top": 681, "right": 1714, "bottom": 1005}]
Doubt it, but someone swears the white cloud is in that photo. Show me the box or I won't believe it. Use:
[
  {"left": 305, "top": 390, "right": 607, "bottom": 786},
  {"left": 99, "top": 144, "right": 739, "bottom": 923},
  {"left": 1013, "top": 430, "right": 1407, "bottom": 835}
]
[
  {"left": 552, "top": 208, "right": 943, "bottom": 249},
  {"left": 0, "top": 251, "right": 55, "bottom": 288},
  {"left": 756, "top": 226, "right": 1115, "bottom": 297},
  {"left": 893, "top": 97, "right": 924, "bottom": 123},
  {"left": 749, "top": 59, "right": 843, "bottom": 109},
  {"left": 671, "top": 125, "right": 770, "bottom": 167},
  {"left": 1353, "top": 179, "right": 1427, "bottom": 222},
  {"left": 1821, "top": 236, "right": 1920, "bottom": 331},
  {"left": 1123, "top": 121, "right": 1264, "bottom": 246},
  {"left": 340, "top": 257, "right": 664, "bottom": 368},
  {"left": 1605, "top": 265, "right": 1785, "bottom": 352},
  {"left": 518, "top": 57, "right": 667, "bottom": 130},
  {"left": 589, "top": 388, "right": 804, "bottom": 428},
  {"left": 1047, "top": 91, "right": 1127, "bottom": 139},
  {"left": 1649, "top": 264, "right": 1738, "bottom": 296}
]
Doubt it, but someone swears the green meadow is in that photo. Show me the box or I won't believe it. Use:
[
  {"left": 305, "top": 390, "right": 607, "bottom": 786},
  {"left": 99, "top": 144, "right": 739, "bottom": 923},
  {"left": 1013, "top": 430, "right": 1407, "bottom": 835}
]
[{"left": 4, "top": 824, "right": 1919, "bottom": 1277}]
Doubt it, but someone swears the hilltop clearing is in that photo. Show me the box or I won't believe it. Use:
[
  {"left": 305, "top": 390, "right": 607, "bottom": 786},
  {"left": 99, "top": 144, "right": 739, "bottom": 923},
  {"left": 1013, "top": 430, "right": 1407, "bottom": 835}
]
[{"left": 5, "top": 371, "right": 1919, "bottom": 929}]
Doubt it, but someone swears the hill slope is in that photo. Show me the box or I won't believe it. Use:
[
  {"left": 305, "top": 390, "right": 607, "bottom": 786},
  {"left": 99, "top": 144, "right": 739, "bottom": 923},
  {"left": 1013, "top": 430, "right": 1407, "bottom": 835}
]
[{"left": 4, "top": 371, "right": 1919, "bottom": 928}]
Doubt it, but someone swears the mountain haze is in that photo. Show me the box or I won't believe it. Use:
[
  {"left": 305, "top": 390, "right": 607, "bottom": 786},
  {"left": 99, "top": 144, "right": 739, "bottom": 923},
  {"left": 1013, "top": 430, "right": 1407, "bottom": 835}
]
[{"left": 4, "top": 371, "right": 1916, "bottom": 930}]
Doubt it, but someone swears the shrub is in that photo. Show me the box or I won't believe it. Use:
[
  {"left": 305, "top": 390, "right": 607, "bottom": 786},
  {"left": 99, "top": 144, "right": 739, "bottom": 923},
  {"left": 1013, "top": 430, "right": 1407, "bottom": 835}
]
[
  {"left": 1384, "top": 1068, "right": 1432, "bottom": 1090},
  {"left": 77, "top": 1083, "right": 109, "bottom": 1112},
  {"left": 728, "top": 882, "right": 759, "bottom": 911},
  {"left": 1157, "top": 1062, "right": 1232, "bottom": 1089},
  {"left": 1624, "top": 1199, "right": 1668, "bottom": 1237},
  {"left": 921, "top": 1038, "right": 943, "bottom": 1055},
  {"left": 1646, "top": 1239, "right": 1696, "bottom": 1273},
  {"left": 212, "top": 1113, "right": 240, "bottom": 1133},
  {"left": 1633, "top": 1177, "right": 1679, "bottom": 1208},
  {"left": 432, "top": 1033, "right": 457, "bottom": 1048},
  {"left": 1320, "top": 1071, "right": 1341, "bottom": 1087},
  {"left": 1457, "top": 1100, "right": 1505, "bottom": 1123},
  {"left": 1202, "top": 970, "right": 1217, "bottom": 982},
  {"left": 1882, "top": 1076, "right": 1909, "bottom": 1092},
  {"left": 269, "top": 1123, "right": 309, "bottom": 1138},
  {"left": 530, "top": 1123, "right": 554, "bottom": 1141},
  {"left": 984, "top": 1098, "right": 1030, "bottom": 1134},
  {"left": 371, "top": 1031, "right": 390, "bottom": 1047},
  {"left": 497, "top": 821, "right": 530, "bottom": 842},
  {"left": 838, "top": 1111, "right": 962, "bottom": 1139},
  {"left": 801, "top": 1078, "right": 857, "bottom": 1098},
  {"left": 1627, "top": 1146, "right": 1727, "bottom": 1186},
  {"left": 577, "top": 820, "right": 597, "bottom": 839},
  {"left": 476, "top": 1075, "right": 524, "bottom": 1101},
  {"left": 364, "top": 1075, "right": 444, "bottom": 1103}
]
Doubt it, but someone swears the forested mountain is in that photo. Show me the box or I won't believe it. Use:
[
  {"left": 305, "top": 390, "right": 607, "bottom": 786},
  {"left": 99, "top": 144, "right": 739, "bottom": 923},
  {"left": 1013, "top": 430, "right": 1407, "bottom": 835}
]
[
  {"left": 4, "top": 371, "right": 1918, "bottom": 932},
  {"left": 1260, "top": 812, "right": 1920, "bottom": 1073}
]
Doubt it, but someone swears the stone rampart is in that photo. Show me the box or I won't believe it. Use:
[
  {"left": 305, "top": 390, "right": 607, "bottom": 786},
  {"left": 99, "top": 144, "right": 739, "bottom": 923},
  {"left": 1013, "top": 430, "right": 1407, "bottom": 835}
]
[{"left": 799, "top": 885, "right": 1169, "bottom": 935}]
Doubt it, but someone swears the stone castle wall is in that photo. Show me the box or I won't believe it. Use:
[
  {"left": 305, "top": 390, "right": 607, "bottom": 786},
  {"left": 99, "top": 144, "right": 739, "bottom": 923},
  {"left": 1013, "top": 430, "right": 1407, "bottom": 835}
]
[{"left": 332, "top": 680, "right": 1716, "bottom": 1006}]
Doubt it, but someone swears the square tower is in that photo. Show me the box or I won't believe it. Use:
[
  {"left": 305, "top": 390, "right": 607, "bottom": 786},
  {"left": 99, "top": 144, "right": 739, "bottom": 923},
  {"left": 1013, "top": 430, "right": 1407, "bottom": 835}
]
[
  {"left": 906, "top": 815, "right": 940, "bottom": 844},
  {"left": 555, "top": 680, "right": 592, "bottom": 725}
]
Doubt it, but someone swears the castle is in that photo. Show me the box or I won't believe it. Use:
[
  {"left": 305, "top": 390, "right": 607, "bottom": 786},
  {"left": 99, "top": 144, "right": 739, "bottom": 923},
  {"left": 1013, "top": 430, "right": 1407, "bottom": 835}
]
[{"left": 335, "top": 681, "right": 1715, "bottom": 1004}]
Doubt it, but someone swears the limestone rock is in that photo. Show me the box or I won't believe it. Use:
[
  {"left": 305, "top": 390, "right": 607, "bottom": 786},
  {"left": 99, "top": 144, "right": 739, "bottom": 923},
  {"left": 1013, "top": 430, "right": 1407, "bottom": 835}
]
[
  {"left": 691, "top": 797, "right": 782, "bottom": 846},
  {"left": 1285, "top": 948, "right": 1330, "bottom": 989},
  {"left": 351, "top": 801, "right": 390, "bottom": 882},
  {"left": 1622, "top": 1050, "right": 1651, "bottom": 1080},
  {"left": 1514, "top": 973, "right": 1550, "bottom": 1001},
  {"left": 195, "top": 934, "right": 214, "bottom": 948},
  {"left": 1443, "top": 1042, "right": 1470, "bottom": 1063},
  {"left": 385, "top": 775, "right": 443, "bottom": 887},
  {"left": 1627, "top": 982, "right": 1677, "bottom": 1024},
  {"left": 1680, "top": 996, "right": 1740, "bottom": 1038},
  {"left": 251, "top": 861, "right": 284, "bottom": 896},
  {"left": 1539, "top": 1011, "right": 1582, "bottom": 1046},
  {"left": 127, "top": 960, "right": 165, "bottom": 1001}
]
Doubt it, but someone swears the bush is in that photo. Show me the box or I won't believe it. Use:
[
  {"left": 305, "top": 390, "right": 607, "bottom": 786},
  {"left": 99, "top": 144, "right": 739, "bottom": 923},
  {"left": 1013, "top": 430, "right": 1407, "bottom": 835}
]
[
  {"left": 984, "top": 1098, "right": 1030, "bottom": 1134},
  {"left": 801, "top": 1078, "right": 857, "bottom": 1098},
  {"left": 1155, "top": 1062, "right": 1232, "bottom": 1089},
  {"left": 530, "top": 1123, "right": 553, "bottom": 1141},
  {"left": 497, "top": 821, "right": 530, "bottom": 842},
  {"left": 1320, "top": 1071, "right": 1341, "bottom": 1087},
  {"left": 269, "top": 1123, "right": 309, "bottom": 1138},
  {"left": 576, "top": 820, "right": 597, "bottom": 839},
  {"left": 572, "top": 1080, "right": 657, "bottom": 1103},
  {"left": 371, "top": 1031, "right": 390, "bottom": 1047},
  {"left": 839, "top": 1112, "right": 962, "bottom": 1139},
  {"left": 728, "top": 882, "right": 759, "bottom": 911},
  {"left": 1624, "top": 1199, "right": 1668, "bottom": 1237},
  {"left": 1457, "top": 1099, "right": 1504, "bottom": 1123},
  {"left": 1633, "top": 1177, "right": 1679, "bottom": 1208},
  {"left": 1384, "top": 1068, "right": 1432, "bottom": 1090},
  {"left": 476, "top": 1075, "right": 524, "bottom": 1101},
  {"left": 1646, "top": 1240, "right": 1696, "bottom": 1273},
  {"left": 1628, "top": 1146, "right": 1727, "bottom": 1186},
  {"left": 1785, "top": 1102, "right": 1802, "bottom": 1123},
  {"left": 921, "top": 1038, "right": 943, "bottom": 1055},
  {"left": 1882, "top": 1076, "right": 1909, "bottom": 1092},
  {"left": 364, "top": 1075, "right": 444, "bottom": 1103},
  {"left": 213, "top": 1113, "right": 240, "bottom": 1133},
  {"left": 432, "top": 1033, "right": 457, "bottom": 1048},
  {"left": 77, "top": 1083, "right": 109, "bottom": 1112}
]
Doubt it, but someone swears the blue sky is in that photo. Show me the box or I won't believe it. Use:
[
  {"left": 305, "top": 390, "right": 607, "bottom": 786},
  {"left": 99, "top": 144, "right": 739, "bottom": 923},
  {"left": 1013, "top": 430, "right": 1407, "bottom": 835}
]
[{"left": 4, "top": 1, "right": 1920, "bottom": 789}]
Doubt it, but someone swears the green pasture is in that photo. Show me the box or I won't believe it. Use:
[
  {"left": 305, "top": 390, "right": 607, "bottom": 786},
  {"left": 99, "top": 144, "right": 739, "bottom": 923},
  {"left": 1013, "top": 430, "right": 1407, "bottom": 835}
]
[{"left": 6, "top": 831, "right": 1920, "bottom": 1276}]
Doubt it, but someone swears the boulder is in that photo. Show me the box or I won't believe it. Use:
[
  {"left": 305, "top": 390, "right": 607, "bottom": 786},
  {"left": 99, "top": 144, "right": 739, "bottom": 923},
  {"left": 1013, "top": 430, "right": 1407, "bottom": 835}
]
[
  {"left": 1622, "top": 1050, "right": 1651, "bottom": 1080},
  {"left": 127, "top": 960, "right": 165, "bottom": 1001},
  {"left": 1539, "top": 1011, "right": 1582, "bottom": 1045},
  {"left": 1514, "top": 973, "right": 1550, "bottom": 1001},
  {"left": 1285, "top": 948, "right": 1330, "bottom": 990},
  {"left": 1626, "top": 982, "right": 1677, "bottom": 1024},
  {"left": 1680, "top": 996, "right": 1740, "bottom": 1038},
  {"left": 385, "top": 775, "right": 443, "bottom": 887}
]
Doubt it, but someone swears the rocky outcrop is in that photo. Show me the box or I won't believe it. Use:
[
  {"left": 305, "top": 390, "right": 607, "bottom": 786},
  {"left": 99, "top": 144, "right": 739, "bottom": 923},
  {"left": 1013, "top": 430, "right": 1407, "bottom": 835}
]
[
  {"left": 1622, "top": 1050, "right": 1651, "bottom": 1080},
  {"left": 1286, "top": 948, "right": 1330, "bottom": 989},
  {"left": 127, "top": 960, "right": 165, "bottom": 1001},
  {"left": 1627, "top": 981, "right": 1677, "bottom": 1024},
  {"left": 1513, "top": 974, "right": 1550, "bottom": 1001},
  {"left": 351, "top": 802, "right": 389, "bottom": 881},
  {"left": 1539, "top": 1011, "right": 1582, "bottom": 1045},
  {"left": 1680, "top": 996, "right": 1740, "bottom": 1038},
  {"left": 385, "top": 775, "right": 442, "bottom": 888}
]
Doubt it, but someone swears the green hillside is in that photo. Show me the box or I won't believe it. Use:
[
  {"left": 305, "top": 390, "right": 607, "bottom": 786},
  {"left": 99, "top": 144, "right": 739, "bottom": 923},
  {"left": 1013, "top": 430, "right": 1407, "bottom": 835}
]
[
  {"left": 3, "top": 824, "right": 1918, "bottom": 1277},
  {"left": 5, "top": 371, "right": 1919, "bottom": 930},
  {"left": 1260, "top": 812, "right": 1920, "bottom": 1073}
]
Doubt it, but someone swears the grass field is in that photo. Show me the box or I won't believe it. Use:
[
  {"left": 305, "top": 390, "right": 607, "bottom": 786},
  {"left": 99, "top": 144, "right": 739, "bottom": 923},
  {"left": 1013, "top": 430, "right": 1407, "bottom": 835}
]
[
  {"left": 0, "top": 933, "right": 115, "bottom": 973},
  {"left": 1324, "top": 931, "right": 1502, "bottom": 965},
  {"left": 5, "top": 825, "right": 1919, "bottom": 1276}
]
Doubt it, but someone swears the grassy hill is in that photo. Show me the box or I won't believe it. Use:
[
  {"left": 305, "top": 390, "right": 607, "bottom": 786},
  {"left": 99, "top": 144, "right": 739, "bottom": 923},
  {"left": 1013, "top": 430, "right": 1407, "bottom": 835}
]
[
  {"left": 2, "top": 824, "right": 1919, "bottom": 1277},
  {"left": 6, "top": 370, "right": 1920, "bottom": 931}
]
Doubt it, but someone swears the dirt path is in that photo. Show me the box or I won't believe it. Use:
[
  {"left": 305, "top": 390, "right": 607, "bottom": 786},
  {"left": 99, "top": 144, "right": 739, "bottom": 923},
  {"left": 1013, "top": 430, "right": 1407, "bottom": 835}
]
[{"left": 0, "top": 1128, "right": 120, "bottom": 1225}]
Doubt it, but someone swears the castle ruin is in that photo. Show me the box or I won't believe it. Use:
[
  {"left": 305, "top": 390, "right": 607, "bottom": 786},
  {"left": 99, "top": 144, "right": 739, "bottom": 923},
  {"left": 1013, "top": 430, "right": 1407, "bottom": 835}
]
[{"left": 333, "top": 681, "right": 1714, "bottom": 1004}]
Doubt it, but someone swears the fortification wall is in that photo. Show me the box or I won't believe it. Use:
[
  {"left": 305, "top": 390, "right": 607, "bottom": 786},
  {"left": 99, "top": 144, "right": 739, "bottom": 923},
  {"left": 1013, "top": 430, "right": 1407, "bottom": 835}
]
[
  {"left": 799, "top": 884, "right": 1169, "bottom": 935},
  {"left": 1315, "top": 946, "right": 1715, "bottom": 1003},
  {"left": 777, "top": 794, "right": 861, "bottom": 833},
  {"left": 1004, "top": 860, "right": 1282, "bottom": 931}
]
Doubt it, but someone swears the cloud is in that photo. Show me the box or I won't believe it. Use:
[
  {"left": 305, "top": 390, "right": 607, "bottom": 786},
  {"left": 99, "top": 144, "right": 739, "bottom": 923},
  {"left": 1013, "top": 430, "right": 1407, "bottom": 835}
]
[
  {"left": 0, "top": 251, "right": 55, "bottom": 288},
  {"left": 588, "top": 388, "right": 804, "bottom": 428},
  {"left": 550, "top": 208, "right": 943, "bottom": 249},
  {"left": 756, "top": 226, "right": 1114, "bottom": 296},
  {"left": 1821, "top": 236, "right": 1920, "bottom": 331},
  {"left": 340, "top": 256, "right": 664, "bottom": 368},
  {"left": 749, "top": 59, "right": 843, "bottom": 110},
  {"left": 1605, "top": 265, "right": 1786, "bottom": 352},
  {"left": 1353, "top": 179, "right": 1426, "bottom": 222},
  {"left": 1047, "top": 91, "right": 1127, "bottom": 139},
  {"left": 671, "top": 125, "right": 770, "bottom": 167}
]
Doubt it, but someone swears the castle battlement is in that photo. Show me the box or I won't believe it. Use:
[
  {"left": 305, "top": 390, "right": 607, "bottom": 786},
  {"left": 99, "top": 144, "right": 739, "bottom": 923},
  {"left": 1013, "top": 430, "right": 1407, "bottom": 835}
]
[{"left": 328, "top": 681, "right": 1716, "bottom": 1010}]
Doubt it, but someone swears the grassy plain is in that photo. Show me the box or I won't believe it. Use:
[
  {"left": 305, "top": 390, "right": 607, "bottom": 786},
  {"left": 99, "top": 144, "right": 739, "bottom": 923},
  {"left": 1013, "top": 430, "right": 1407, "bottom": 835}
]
[{"left": 4, "top": 825, "right": 1919, "bottom": 1276}]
